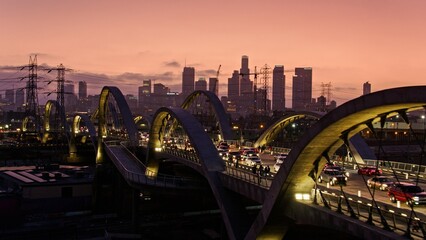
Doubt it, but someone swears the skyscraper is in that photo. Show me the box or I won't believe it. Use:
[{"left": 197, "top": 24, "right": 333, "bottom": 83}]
[
  {"left": 195, "top": 77, "right": 207, "bottom": 91},
  {"left": 272, "top": 65, "right": 285, "bottom": 111},
  {"left": 292, "top": 67, "right": 312, "bottom": 110},
  {"left": 363, "top": 81, "right": 371, "bottom": 95},
  {"left": 182, "top": 67, "right": 195, "bottom": 97},
  {"left": 140, "top": 80, "right": 152, "bottom": 95},
  {"left": 239, "top": 55, "right": 252, "bottom": 96},
  {"left": 227, "top": 70, "right": 240, "bottom": 102},
  {"left": 5, "top": 89, "right": 14, "bottom": 104},
  {"left": 78, "top": 81, "right": 87, "bottom": 99},
  {"left": 138, "top": 80, "right": 152, "bottom": 111},
  {"left": 209, "top": 77, "right": 218, "bottom": 96},
  {"left": 15, "top": 89, "right": 24, "bottom": 108}
]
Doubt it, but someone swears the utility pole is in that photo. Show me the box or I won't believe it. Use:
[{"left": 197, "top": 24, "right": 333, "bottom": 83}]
[
  {"left": 260, "top": 64, "right": 271, "bottom": 116},
  {"left": 44, "top": 64, "right": 73, "bottom": 135},
  {"left": 21, "top": 55, "right": 41, "bottom": 132},
  {"left": 321, "top": 82, "right": 332, "bottom": 111}
]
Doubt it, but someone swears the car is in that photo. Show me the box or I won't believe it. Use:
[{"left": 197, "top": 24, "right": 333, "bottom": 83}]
[
  {"left": 367, "top": 176, "right": 394, "bottom": 191},
  {"left": 357, "top": 166, "right": 382, "bottom": 176},
  {"left": 324, "top": 165, "right": 349, "bottom": 177},
  {"left": 318, "top": 169, "right": 347, "bottom": 186},
  {"left": 226, "top": 151, "right": 241, "bottom": 163},
  {"left": 274, "top": 153, "right": 288, "bottom": 160},
  {"left": 217, "top": 146, "right": 229, "bottom": 156},
  {"left": 274, "top": 158, "right": 284, "bottom": 172},
  {"left": 388, "top": 182, "right": 426, "bottom": 205},
  {"left": 239, "top": 147, "right": 258, "bottom": 154},
  {"left": 245, "top": 156, "right": 262, "bottom": 166},
  {"left": 242, "top": 150, "right": 257, "bottom": 158}
]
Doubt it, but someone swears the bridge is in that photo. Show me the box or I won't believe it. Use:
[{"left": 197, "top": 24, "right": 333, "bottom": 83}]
[{"left": 35, "top": 86, "right": 426, "bottom": 239}]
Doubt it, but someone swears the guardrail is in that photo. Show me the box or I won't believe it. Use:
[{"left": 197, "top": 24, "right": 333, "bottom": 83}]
[
  {"left": 104, "top": 141, "right": 202, "bottom": 188},
  {"left": 335, "top": 158, "right": 426, "bottom": 182},
  {"left": 315, "top": 187, "right": 426, "bottom": 239}
]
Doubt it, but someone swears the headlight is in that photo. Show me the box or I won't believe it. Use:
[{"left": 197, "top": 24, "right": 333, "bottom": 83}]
[
  {"left": 332, "top": 177, "right": 337, "bottom": 181},
  {"left": 382, "top": 184, "right": 388, "bottom": 188},
  {"left": 345, "top": 177, "right": 348, "bottom": 181},
  {"left": 413, "top": 196, "right": 419, "bottom": 201}
]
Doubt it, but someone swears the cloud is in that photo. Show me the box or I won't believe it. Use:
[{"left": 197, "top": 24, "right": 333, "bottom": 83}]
[
  {"left": 163, "top": 61, "right": 181, "bottom": 68},
  {"left": 197, "top": 69, "right": 217, "bottom": 77}
]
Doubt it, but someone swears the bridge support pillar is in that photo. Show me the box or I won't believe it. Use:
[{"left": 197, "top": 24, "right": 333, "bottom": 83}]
[{"left": 145, "top": 147, "right": 160, "bottom": 177}]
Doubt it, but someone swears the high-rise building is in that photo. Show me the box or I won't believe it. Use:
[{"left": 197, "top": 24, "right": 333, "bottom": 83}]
[
  {"left": 292, "top": 67, "right": 312, "bottom": 110},
  {"left": 154, "top": 83, "right": 169, "bottom": 95},
  {"left": 78, "top": 81, "right": 87, "bottom": 99},
  {"left": 228, "top": 70, "right": 240, "bottom": 102},
  {"left": 363, "top": 81, "right": 371, "bottom": 95},
  {"left": 195, "top": 78, "right": 207, "bottom": 91},
  {"left": 64, "top": 83, "right": 77, "bottom": 112},
  {"left": 209, "top": 77, "right": 218, "bottom": 96},
  {"left": 15, "top": 89, "right": 24, "bottom": 109},
  {"left": 141, "top": 80, "right": 152, "bottom": 95},
  {"left": 138, "top": 79, "right": 152, "bottom": 111},
  {"left": 272, "top": 65, "right": 285, "bottom": 111},
  {"left": 182, "top": 67, "right": 195, "bottom": 97},
  {"left": 239, "top": 55, "right": 252, "bottom": 96},
  {"left": 5, "top": 89, "right": 14, "bottom": 104}
]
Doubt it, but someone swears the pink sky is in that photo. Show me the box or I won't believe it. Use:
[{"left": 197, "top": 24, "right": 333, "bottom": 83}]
[{"left": 1, "top": 0, "right": 426, "bottom": 107}]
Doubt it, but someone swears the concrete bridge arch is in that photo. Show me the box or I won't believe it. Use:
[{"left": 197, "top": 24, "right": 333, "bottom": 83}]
[
  {"left": 41, "top": 100, "right": 68, "bottom": 143},
  {"left": 181, "top": 90, "right": 232, "bottom": 140},
  {"left": 253, "top": 111, "right": 323, "bottom": 148},
  {"left": 248, "top": 86, "right": 426, "bottom": 239},
  {"left": 96, "top": 86, "right": 138, "bottom": 163},
  {"left": 147, "top": 106, "right": 251, "bottom": 240}
]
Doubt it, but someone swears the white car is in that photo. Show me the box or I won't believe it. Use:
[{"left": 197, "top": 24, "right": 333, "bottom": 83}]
[
  {"left": 274, "top": 158, "right": 284, "bottom": 172},
  {"left": 274, "top": 153, "right": 288, "bottom": 159},
  {"left": 245, "top": 156, "right": 262, "bottom": 166}
]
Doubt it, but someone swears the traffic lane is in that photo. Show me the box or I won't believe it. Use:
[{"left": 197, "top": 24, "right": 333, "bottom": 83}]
[{"left": 318, "top": 170, "right": 426, "bottom": 212}]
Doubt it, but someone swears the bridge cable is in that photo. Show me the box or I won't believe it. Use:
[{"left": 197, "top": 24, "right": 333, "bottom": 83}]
[
  {"left": 398, "top": 109, "right": 426, "bottom": 237},
  {"left": 368, "top": 112, "right": 425, "bottom": 235},
  {"left": 342, "top": 127, "right": 392, "bottom": 230}
]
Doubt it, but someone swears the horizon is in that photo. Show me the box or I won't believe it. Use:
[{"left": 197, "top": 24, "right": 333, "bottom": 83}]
[{"left": 1, "top": 0, "right": 426, "bottom": 107}]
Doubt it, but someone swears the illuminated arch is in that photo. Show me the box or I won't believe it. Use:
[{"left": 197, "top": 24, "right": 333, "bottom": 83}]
[
  {"left": 71, "top": 114, "right": 97, "bottom": 146},
  {"left": 41, "top": 100, "right": 67, "bottom": 143},
  {"left": 247, "top": 86, "right": 426, "bottom": 239},
  {"left": 134, "top": 115, "right": 152, "bottom": 130},
  {"left": 253, "top": 111, "right": 323, "bottom": 148},
  {"left": 148, "top": 106, "right": 251, "bottom": 239},
  {"left": 21, "top": 116, "right": 35, "bottom": 132},
  {"left": 181, "top": 90, "right": 232, "bottom": 140},
  {"left": 96, "top": 86, "right": 138, "bottom": 163}
]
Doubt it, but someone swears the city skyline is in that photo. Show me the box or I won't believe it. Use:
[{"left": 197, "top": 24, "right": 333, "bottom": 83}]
[{"left": 1, "top": 0, "right": 426, "bottom": 107}]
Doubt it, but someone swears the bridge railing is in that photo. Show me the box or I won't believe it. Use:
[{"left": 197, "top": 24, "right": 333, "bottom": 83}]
[
  {"left": 105, "top": 141, "right": 202, "bottom": 188},
  {"left": 335, "top": 157, "right": 426, "bottom": 181},
  {"left": 224, "top": 164, "right": 273, "bottom": 188},
  {"left": 162, "top": 146, "right": 200, "bottom": 164},
  {"left": 315, "top": 188, "right": 425, "bottom": 238}
]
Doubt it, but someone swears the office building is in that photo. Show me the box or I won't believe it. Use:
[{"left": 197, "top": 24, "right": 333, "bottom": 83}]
[
  {"left": 272, "top": 65, "right": 285, "bottom": 111},
  {"left": 292, "top": 67, "right": 312, "bottom": 110},
  {"left": 15, "top": 89, "right": 24, "bottom": 109},
  {"left": 78, "top": 81, "right": 87, "bottom": 99},
  {"left": 195, "top": 78, "right": 207, "bottom": 91},
  {"left": 182, "top": 67, "right": 195, "bottom": 98},
  {"left": 5, "top": 89, "right": 14, "bottom": 104},
  {"left": 209, "top": 77, "right": 218, "bottom": 96},
  {"left": 228, "top": 70, "right": 240, "bottom": 102},
  {"left": 240, "top": 55, "right": 252, "bottom": 96},
  {"left": 363, "top": 82, "right": 371, "bottom": 95}
]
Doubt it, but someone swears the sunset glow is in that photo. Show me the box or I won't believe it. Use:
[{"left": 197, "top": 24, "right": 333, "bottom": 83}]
[{"left": 1, "top": 0, "right": 426, "bottom": 107}]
